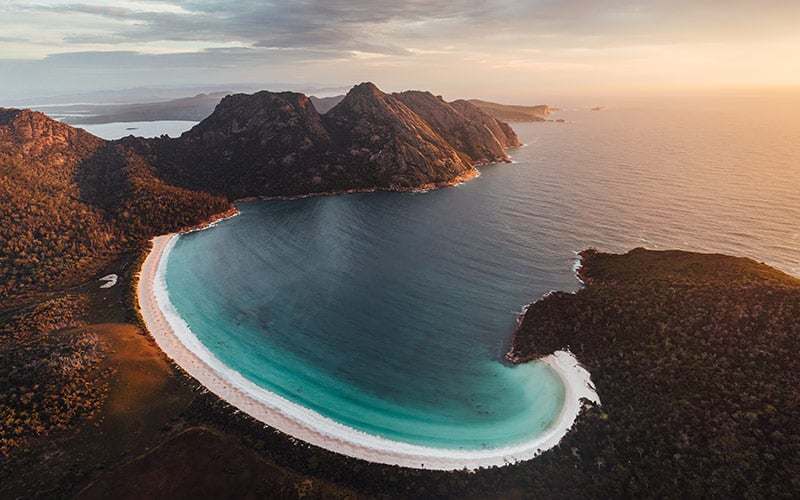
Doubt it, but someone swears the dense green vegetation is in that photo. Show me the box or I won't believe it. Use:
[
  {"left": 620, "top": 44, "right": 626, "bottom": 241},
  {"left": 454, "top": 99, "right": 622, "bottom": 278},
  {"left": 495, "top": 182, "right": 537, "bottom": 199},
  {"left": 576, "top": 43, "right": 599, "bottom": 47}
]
[
  {"left": 0, "top": 295, "right": 108, "bottom": 456},
  {"left": 510, "top": 248, "right": 800, "bottom": 497},
  {"left": 0, "top": 109, "right": 229, "bottom": 459},
  {"left": 0, "top": 109, "right": 229, "bottom": 301}
]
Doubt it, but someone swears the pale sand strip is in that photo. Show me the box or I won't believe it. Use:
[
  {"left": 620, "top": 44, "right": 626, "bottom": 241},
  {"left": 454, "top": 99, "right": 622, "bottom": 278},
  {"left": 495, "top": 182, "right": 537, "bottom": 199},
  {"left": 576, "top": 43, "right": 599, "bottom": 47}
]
[{"left": 138, "top": 233, "right": 600, "bottom": 471}]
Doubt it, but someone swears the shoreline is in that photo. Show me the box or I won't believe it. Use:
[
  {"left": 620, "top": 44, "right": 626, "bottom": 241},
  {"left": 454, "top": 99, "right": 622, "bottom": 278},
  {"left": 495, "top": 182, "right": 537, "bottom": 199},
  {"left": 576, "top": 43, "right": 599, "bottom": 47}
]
[
  {"left": 137, "top": 233, "right": 600, "bottom": 471},
  {"left": 234, "top": 166, "right": 482, "bottom": 203}
]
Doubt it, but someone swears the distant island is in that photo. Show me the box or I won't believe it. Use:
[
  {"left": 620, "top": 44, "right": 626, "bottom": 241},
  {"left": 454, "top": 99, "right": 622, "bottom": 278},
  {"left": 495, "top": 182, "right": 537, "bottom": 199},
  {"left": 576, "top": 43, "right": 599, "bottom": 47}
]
[
  {"left": 465, "top": 99, "right": 551, "bottom": 122},
  {"left": 32, "top": 91, "right": 553, "bottom": 127}
]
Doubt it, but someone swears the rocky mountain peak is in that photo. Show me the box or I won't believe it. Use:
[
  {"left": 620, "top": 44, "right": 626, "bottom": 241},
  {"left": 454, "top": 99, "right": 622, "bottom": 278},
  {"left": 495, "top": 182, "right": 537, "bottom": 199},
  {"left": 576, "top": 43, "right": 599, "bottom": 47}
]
[
  {"left": 0, "top": 107, "right": 102, "bottom": 159},
  {"left": 182, "top": 90, "right": 330, "bottom": 147}
]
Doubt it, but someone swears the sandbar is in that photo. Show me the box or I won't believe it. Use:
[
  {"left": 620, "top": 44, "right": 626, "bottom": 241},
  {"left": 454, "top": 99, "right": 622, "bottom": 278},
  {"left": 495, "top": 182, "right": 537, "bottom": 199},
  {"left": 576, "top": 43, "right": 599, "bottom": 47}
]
[{"left": 137, "top": 233, "right": 599, "bottom": 470}]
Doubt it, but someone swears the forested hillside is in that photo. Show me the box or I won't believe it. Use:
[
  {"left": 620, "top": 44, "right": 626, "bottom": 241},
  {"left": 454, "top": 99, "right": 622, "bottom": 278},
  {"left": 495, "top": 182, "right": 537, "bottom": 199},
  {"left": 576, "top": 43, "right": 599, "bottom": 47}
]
[
  {"left": 509, "top": 248, "right": 800, "bottom": 497},
  {"left": 0, "top": 109, "right": 229, "bottom": 301}
]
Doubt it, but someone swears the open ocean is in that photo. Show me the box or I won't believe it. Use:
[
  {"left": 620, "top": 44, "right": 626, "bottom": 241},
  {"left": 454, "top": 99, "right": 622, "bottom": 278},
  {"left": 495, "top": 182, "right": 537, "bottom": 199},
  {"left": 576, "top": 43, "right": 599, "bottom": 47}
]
[{"left": 163, "top": 93, "right": 800, "bottom": 451}]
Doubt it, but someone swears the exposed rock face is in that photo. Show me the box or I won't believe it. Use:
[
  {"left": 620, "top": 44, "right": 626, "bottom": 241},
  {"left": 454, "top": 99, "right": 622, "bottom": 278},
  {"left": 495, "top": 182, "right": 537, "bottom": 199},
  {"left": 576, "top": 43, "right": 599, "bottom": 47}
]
[
  {"left": 144, "top": 82, "right": 519, "bottom": 198},
  {"left": 322, "top": 83, "right": 473, "bottom": 190},
  {"left": 393, "top": 90, "right": 509, "bottom": 165},
  {"left": 449, "top": 100, "right": 522, "bottom": 149},
  {"left": 0, "top": 108, "right": 103, "bottom": 160},
  {"left": 151, "top": 91, "right": 340, "bottom": 197},
  {"left": 2, "top": 83, "right": 521, "bottom": 204}
]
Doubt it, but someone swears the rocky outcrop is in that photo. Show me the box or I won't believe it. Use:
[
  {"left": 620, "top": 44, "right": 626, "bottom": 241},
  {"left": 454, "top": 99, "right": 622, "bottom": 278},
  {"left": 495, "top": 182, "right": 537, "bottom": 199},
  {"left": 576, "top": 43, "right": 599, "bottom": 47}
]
[
  {"left": 0, "top": 108, "right": 103, "bottom": 160},
  {"left": 2, "top": 83, "right": 522, "bottom": 205},
  {"left": 393, "top": 90, "right": 509, "bottom": 165}
]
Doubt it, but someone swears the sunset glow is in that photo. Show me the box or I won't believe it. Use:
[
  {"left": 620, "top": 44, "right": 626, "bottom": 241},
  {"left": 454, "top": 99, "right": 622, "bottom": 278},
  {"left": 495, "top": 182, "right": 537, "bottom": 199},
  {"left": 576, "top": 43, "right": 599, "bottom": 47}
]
[{"left": 1, "top": 1, "right": 799, "bottom": 102}]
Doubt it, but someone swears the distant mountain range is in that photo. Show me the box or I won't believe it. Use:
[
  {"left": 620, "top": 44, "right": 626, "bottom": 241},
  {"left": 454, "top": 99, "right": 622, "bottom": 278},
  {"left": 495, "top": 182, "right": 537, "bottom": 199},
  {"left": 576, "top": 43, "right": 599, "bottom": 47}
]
[{"left": 28, "top": 90, "right": 550, "bottom": 127}]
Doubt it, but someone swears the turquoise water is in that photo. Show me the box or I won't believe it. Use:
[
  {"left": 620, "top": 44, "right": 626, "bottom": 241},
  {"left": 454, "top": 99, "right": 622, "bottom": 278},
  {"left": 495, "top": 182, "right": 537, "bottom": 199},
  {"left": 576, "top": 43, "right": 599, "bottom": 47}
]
[
  {"left": 165, "top": 95, "right": 800, "bottom": 450},
  {"left": 165, "top": 192, "right": 568, "bottom": 449}
]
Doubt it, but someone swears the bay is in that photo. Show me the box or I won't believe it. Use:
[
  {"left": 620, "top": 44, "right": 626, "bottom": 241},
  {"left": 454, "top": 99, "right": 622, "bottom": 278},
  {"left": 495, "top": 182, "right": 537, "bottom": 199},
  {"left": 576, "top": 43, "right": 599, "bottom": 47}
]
[{"left": 164, "top": 92, "right": 800, "bottom": 450}]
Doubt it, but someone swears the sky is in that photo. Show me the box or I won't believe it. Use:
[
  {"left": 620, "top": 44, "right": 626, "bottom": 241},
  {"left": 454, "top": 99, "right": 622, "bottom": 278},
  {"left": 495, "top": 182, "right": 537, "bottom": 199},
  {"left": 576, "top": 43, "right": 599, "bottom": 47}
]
[{"left": 1, "top": 0, "right": 799, "bottom": 103}]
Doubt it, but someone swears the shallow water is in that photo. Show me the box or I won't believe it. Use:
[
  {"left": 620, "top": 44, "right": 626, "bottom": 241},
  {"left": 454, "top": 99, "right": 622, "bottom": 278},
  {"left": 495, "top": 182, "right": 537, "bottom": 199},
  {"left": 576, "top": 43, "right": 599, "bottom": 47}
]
[
  {"left": 76, "top": 120, "right": 198, "bottom": 139},
  {"left": 164, "top": 94, "right": 800, "bottom": 450}
]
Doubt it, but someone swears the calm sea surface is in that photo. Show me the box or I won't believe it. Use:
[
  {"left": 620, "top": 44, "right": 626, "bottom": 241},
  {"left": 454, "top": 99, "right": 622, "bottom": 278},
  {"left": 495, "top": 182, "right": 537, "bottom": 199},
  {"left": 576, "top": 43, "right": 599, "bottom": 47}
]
[
  {"left": 78, "top": 120, "right": 198, "bottom": 139},
  {"left": 165, "top": 94, "right": 800, "bottom": 450}
]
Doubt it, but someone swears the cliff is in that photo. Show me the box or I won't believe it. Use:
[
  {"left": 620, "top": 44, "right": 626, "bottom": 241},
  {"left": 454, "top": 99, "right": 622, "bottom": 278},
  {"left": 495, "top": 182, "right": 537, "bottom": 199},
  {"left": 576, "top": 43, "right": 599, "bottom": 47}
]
[
  {"left": 322, "top": 82, "right": 474, "bottom": 191},
  {"left": 449, "top": 99, "right": 522, "bottom": 149}
]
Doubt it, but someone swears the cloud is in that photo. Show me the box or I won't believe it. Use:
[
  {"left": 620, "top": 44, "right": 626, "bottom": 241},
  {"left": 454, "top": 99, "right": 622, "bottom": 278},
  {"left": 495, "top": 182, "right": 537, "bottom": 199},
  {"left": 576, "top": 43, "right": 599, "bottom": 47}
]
[
  {"left": 12, "top": 0, "right": 800, "bottom": 56},
  {"left": 2, "top": 0, "right": 799, "bottom": 101},
  {"left": 28, "top": 0, "right": 487, "bottom": 55}
]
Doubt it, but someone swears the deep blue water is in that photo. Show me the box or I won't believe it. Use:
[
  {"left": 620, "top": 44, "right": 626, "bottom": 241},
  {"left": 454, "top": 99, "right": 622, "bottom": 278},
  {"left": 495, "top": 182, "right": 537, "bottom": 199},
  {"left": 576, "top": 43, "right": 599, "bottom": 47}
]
[{"left": 165, "top": 97, "right": 800, "bottom": 450}]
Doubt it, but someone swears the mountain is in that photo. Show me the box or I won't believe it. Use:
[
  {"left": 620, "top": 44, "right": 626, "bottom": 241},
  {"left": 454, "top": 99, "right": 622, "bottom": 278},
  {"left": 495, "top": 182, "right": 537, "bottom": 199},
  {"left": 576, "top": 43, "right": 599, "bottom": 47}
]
[
  {"left": 139, "top": 82, "right": 514, "bottom": 198},
  {"left": 322, "top": 82, "right": 474, "bottom": 191},
  {"left": 0, "top": 108, "right": 229, "bottom": 299},
  {"left": 467, "top": 99, "right": 550, "bottom": 122},
  {"left": 143, "top": 90, "right": 339, "bottom": 197}
]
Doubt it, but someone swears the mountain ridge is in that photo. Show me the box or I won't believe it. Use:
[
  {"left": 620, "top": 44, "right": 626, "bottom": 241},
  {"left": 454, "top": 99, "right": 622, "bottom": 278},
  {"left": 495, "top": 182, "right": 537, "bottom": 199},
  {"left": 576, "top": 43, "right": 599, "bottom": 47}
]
[{"left": 135, "top": 82, "right": 519, "bottom": 198}]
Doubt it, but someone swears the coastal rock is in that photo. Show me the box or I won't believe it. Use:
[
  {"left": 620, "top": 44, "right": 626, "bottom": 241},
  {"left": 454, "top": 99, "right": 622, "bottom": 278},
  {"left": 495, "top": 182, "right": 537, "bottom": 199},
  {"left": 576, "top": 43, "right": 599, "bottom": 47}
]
[{"left": 156, "top": 90, "right": 339, "bottom": 197}]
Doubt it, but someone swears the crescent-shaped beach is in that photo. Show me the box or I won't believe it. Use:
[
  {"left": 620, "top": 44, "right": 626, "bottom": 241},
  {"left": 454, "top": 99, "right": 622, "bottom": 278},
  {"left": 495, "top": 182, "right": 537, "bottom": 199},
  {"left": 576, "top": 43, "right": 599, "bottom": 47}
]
[{"left": 137, "top": 233, "right": 600, "bottom": 470}]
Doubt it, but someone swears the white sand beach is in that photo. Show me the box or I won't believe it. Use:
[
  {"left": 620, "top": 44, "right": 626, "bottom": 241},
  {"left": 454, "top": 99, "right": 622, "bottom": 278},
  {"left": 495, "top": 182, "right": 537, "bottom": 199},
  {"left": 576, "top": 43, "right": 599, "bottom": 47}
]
[{"left": 137, "top": 233, "right": 600, "bottom": 470}]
